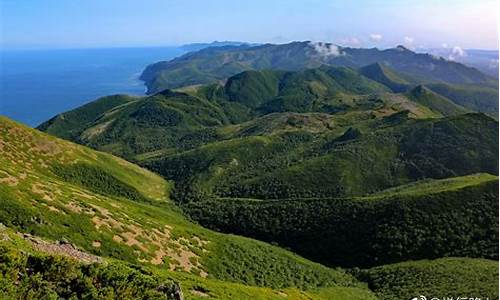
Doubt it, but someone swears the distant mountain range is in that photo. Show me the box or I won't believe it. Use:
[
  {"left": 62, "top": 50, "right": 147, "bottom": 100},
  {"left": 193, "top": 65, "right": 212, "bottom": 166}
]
[
  {"left": 180, "top": 40, "right": 260, "bottom": 52},
  {"left": 420, "top": 48, "right": 499, "bottom": 78},
  {"left": 141, "top": 41, "right": 497, "bottom": 95}
]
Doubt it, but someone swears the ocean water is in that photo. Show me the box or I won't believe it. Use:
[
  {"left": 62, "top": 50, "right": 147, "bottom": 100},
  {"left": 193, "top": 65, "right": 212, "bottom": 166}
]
[{"left": 0, "top": 47, "right": 185, "bottom": 127}]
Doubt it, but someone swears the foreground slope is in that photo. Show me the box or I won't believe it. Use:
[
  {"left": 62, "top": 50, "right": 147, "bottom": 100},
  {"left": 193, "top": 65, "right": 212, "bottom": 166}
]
[
  {"left": 0, "top": 226, "right": 380, "bottom": 300},
  {"left": 4, "top": 228, "right": 495, "bottom": 300},
  {"left": 0, "top": 116, "right": 375, "bottom": 299}
]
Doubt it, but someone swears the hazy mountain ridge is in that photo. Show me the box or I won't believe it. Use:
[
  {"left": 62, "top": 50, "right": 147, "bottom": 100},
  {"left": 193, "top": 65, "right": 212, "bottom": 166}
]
[
  {"left": 421, "top": 48, "right": 499, "bottom": 78},
  {"left": 180, "top": 41, "right": 260, "bottom": 52},
  {"left": 140, "top": 41, "right": 497, "bottom": 95}
]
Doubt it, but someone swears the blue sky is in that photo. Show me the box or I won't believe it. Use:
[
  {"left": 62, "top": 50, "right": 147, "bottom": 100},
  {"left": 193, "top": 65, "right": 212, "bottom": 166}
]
[{"left": 1, "top": 0, "right": 498, "bottom": 50}]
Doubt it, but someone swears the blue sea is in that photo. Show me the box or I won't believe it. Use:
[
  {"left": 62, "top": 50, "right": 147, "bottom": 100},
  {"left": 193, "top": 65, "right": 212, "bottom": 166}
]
[{"left": 0, "top": 47, "right": 185, "bottom": 127}]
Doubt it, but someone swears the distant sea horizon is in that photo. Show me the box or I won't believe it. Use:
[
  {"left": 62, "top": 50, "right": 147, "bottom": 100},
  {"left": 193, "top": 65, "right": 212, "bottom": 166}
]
[{"left": 0, "top": 46, "right": 185, "bottom": 127}]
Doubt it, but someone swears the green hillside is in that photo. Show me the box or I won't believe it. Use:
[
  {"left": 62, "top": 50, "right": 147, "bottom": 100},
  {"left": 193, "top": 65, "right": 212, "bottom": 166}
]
[
  {"left": 2, "top": 115, "right": 497, "bottom": 299},
  {"left": 406, "top": 85, "right": 470, "bottom": 116},
  {"left": 37, "top": 94, "right": 139, "bottom": 141},
  {"left": 427, "top": 83, "right": 499, "bottom": 116},
  {"left": 219, "top": 67, "right": 390, "bottom": 114},
  {"left": 0, "top": 116, "right": 377, "bottom": 299},
  {"left": 184, "top": 174, "right": 498, "bottom": 268},
  {"left": 39, "top": 90, "right": 234, "bottom": 158},
  {"left": 357, "top": 258, "right": 498, "bottom": 300},
  {"left": 359, "top": 62, "right": 411, "bottom": 92},
  {"left": 39, "top": 66, "right": 444, "bottom": 161},
  {"left": 144, "top": 113, "right": 498, "bottom": 201},
  {"left": 358, "top": 62, "right": 499, "bottom": 117}
]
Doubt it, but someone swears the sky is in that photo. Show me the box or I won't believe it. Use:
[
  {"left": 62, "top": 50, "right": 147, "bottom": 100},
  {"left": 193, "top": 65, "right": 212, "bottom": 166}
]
[{"left": 1, "top": 0, "right": 498, "bottom": 50}]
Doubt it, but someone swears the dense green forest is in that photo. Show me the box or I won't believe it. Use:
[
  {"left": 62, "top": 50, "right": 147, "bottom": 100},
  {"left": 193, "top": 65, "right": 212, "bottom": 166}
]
[
  {"left": 184, "top": 174, "right": 498, "bottom": 268},
  {"left": 144, "top": 113, "right": 497, "bottom": 202},
  {"left": 356, "top": 257, "right": 498, "bottom": 300}
]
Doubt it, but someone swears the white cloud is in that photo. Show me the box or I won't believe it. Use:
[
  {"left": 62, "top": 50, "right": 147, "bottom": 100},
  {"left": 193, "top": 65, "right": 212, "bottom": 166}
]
[
  {"left": 401, "top": 36, "right": 415, "bottom": 50},
  {"left": 430, "top": 54, "right": 441, "bottom": 60},
  {"left": 369, "top": 33, "right": 383, "bottom": 42},
  {"left": 448, "top": 46, "right": 467, "bottom": 61},
  {"left": 441, "top": 43, "right": 448, "bottom": 48},
  {"left": 404, "top": 36, "right": 414, "bottom": 45},
  {"left": 338, "top": 37, "right": 360, "bottom": 47},
  {"left": 488, "top": 59, "right": 499, "bottom": 69},
  {"left": 308, "top": 42, "right": 342, "bottom": 57}
]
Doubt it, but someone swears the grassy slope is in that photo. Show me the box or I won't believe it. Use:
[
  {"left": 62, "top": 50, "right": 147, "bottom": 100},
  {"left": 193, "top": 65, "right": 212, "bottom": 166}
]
[
  {"left": 0, "top": 116, "right": 374, "bottom": 299},
  {"left": 427, "top": 83, "right": 499, "bottom": 117},
  {"left": 359, "top": 62, "right": 499, "bottom": 118},
  {"left": 358, "top": 63, "right": 411, "bottom": 93},
  {"left": 37, "top": 94, "right": 138, "bottom": 138},
  {"left": 41, "top": 91, "right": 233, "bottom": 159},
  {"left": 371, "top": 173, "right": 498, "bottom": 197},
  {"left": 0, "top": 226, "right": 376, "bottom": 300},
  {"left": 4, "top": 227, "right": 494, "bottom": 300},
  {"left": 406, "top": 85, "right": 470, "bottom": 116},
  {"left": 2, "top": 118, "right": 496, "bottom": 299}
]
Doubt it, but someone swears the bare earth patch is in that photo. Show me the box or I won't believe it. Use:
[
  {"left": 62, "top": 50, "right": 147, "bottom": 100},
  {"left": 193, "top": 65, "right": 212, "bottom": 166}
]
[
  {"left": 0, "top": 174, "right": 18, "bottom": 186},
  {"left": 21, "top": 233, "right": 102, "bottom": 264},
  {"left": 31, "top": 183, "right": 55, "bottom": 201},
  {"left": 32, "top": 139, "right": 62, "bottom": 157},
  {"left": 81, "top": 120, "right": 114, "bottom": 141},
  {"left": 47, "top": 205, "right": 63, "bottom": 213},
  {"left": 65, "top": 201, "right": 83, "bottom": 213},
  {"left": 277, "top": 291, "right": 288, "bottom": 297},
  {"left": 191, "top": 290, "right": 209, "bottom": 297}
]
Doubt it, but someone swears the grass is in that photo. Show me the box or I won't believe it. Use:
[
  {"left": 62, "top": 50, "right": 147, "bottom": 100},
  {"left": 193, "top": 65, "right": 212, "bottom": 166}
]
[
  {"left": 406, "top": 85, "right": 469, "bottom": 116},
  {"left": 370, "top": 173, "right": 498, "bottom": 197},
  {"left": 0, "top": 219, "right": 376, "bottom": 300},
  {"left": 427, "top": 83, "right": 499, "bottom": 116},
  {"left": 0, "top": 116, "right": 372, "bottom": 296}
]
